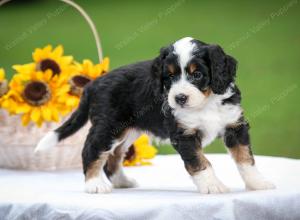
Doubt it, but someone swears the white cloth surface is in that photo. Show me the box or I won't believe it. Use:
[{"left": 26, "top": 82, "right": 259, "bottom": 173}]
[{"left": 0, "top": 154, "right": 299, "bottom": 220}]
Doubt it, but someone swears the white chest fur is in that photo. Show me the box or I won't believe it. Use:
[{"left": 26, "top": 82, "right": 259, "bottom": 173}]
[{"left": 173, "top": 91, "right": 242, "bottom": 147}]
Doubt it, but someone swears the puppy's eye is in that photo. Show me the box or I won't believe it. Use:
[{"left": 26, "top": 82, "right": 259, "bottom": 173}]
[{"left": 191, "top": 71, "right": 203, "bottom": 79}]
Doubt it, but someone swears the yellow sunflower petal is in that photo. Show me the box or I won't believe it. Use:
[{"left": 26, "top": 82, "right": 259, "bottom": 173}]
[
  {"left": 12, "top": 63, "right": 35, "bottom": 74},
  {"left": 61, "top": 56, "right": 73, "bottom": 65},
  {"left": 0, "top": 68, "right": 5, "bottom": 80},
  {"left": 32, "top": 48, "right": 43, "bottom": 62},
  {"left": 134, "top": 134, "right": 150, "bottom": 146},
  {"left": 15, "top": 104, "right": 31, "bottom": 114},
  {"left": 60, "top": 107, "right": 72, "bottom": 116},
  {"left": 56, "top": 84, "right": 70, "bottom": 96},
  {"left": 42, "top": 45, "right": 53, "bottom": 56},
  {"left": 21, "top": 113, "right": 31, "bottom": 126},
  {"left": 30, "top": 108, "right": 41, "bottom": 123},
  {"left": 41, "top": 106, "right": 52, "bottom": 121},
  {"left": 43, "top": 69, "right": 53, "bottom": 81},
  {"left": 102, "top": 57, "right": 110, "bottom": 72},
  {"left": 36, "top": 71, "right": 45, "bottom": 81},
  {"left": 66, "top": 96, "right": 80, "bottom": 107},
  {"left": 52, "top": 45, "right": 63, "bottom": 58},
  {"left": 36, "top": 118, "right": 44, "bottom": 127},
  {"left": 140, "top": 161, "right": 152, "bottom": 166},
  {"left": 139, "top": 145, "right": 157, "bottom": 159},
  {"left": 51, "top": 107, "right": 59, "bottom": 122},
  {"left": 81, "top": 59, "right": 91, "bottom": 73}
]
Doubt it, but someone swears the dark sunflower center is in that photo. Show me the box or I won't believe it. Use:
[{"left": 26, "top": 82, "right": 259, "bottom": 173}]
[
  {"left": 38, "top": 59, "right": 61, "bottom": 75},
  {"left": 72, "top": 75, "right": 91, "bottom": 87},
  {"left": 23, "top": 81, "right": 51, "bottom": 106},
  {"left": 69, "top": 75, "right": 91, "bottom": 96},
  {"left": 0, "top": 80, "right": 8, "bottom": 97},
  {"left": 124, "top": 145, "right": 136, "bottom": 161}
]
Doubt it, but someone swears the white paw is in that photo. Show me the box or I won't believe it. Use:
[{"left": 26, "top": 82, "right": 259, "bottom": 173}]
[
  {"left": 193, "top": 167, "right": 230, "bottom": 194},
  {"left": 111, "top": 175, "right": 138, "bottom": 188},
  {"left": 246, "top": 179, "right": 276, "bottom": 191},
  {"left": 85, "top": 177, "right": 113, "bottom": 194},
  {"left": 196, "top": 178, "right": 230, "bottom": 194},
  {"left": 238, "top": 164, "right": 276, "bottom": 191}
]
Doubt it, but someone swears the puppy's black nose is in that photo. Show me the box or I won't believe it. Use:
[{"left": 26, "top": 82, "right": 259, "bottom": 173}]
[{"left": 175, "top": 93, "right": 188, "bottom": 106}]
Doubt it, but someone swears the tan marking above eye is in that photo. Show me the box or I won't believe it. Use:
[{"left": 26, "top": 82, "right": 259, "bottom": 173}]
[
  {"left": 167, "top": 64, "right": 175, "bottom": 75},
  {"left": 189, "top": 63, "right": 197, "bottom": 74}
]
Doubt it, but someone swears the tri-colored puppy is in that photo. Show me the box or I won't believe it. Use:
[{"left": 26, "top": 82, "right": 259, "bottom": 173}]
[{"left": 35, "top": 37, "right": 275, "bottom": 194}]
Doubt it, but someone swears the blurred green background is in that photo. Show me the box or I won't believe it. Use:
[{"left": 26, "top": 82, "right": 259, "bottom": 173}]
[{"left": 0, "top": 0, "right": 299, "bottom": 158}]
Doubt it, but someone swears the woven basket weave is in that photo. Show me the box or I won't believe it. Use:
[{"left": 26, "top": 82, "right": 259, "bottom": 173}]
[
  {"left": 0, "top": 110, "right": 89, "bottom": 170},
  {"left": 0, "top": 0, "right": 103, "bottom": 170}
]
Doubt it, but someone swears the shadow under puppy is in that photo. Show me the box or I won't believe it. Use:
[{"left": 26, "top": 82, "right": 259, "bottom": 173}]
[{"left": 35, "top": 37, "right": 275, "bottom": 194}]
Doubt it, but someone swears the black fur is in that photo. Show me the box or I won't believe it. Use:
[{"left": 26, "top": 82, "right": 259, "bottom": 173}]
[
  {"left": 205, "top": 45, "right": 237, "bottom": 94},
  {"left": 79, "top": 60, "right": 170, "bottom": 173},
  {"left": 224, "top": 121, "right": 251, "bottom": 148}
]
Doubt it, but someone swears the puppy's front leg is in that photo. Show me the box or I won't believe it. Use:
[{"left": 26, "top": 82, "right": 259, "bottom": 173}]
[
  {"left": 224, "top": 121, "right": 275, "bottom": 190},
  {"left": 171, "top": 129, "right": 229, "bottom": 194}
]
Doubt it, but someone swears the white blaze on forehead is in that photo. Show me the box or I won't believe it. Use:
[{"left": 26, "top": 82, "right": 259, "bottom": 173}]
[
  {"left": 173, "top": 37, "right": 195, "bottom": 73},
  {"left": 169, "top": 37, "right": 202, "bottom": 110}
]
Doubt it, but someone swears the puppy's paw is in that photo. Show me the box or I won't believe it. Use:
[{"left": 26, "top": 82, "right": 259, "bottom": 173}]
[
  {"left": 193, "top": 167, "right": 230, "bottom": 194},
  {"left": 112, "top": 175, "right": 138, "bottom": 189},
  {"left": 85, "top": 177, "right": 113, "bottom": 194},
  {"left": 238, "top": 164, "right": 276, "bottom": 191},
  {"left": 196, "top": 179, "right": 230, "bottom": 194},
  {"left": 246, "top": 179, "right": 276, "bottom": 191}
]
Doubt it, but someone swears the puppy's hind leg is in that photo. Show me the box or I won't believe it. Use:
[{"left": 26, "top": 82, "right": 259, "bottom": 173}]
[
  {"left": 105, "top": 145, "right": 138, "bottom": 188},
  {"left": 82, "top": 126, "right": 113, "bottom": 194},
  {"left": 104, "top": 129, "right": 141, "bottom": 188}
]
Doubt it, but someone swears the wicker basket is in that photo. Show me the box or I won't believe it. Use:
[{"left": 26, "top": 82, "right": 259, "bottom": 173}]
[
  {"left": 0, "top": 0, "right": 103, "bottom": 170},
  {"left": 0, "top": 110, "right": 90, "bottom": 170}
]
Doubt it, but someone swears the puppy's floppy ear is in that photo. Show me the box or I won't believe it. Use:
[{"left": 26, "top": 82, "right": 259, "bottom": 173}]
[
  {"left": 206, "top": 44, "right": 237, "bottom": 94},
  {"left": 152, "top": 47, "right": 169, "bottom": 77},
  {"left": 151, "top": 47, "right": 169, "bottom": 93}
]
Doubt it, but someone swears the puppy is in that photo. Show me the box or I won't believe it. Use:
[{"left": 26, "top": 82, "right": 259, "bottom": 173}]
[{"left": 35, "top": 37, "right": 275, "bottom": 194}]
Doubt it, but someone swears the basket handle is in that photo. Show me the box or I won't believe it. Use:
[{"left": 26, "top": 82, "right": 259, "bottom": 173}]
[{"left": 0, "top": 0, "right": 103, "bottom": 62}]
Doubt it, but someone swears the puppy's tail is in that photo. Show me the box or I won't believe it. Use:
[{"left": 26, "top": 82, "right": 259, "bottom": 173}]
[{"left": 34, "top": 89, "right": 90, "bottom": 153}]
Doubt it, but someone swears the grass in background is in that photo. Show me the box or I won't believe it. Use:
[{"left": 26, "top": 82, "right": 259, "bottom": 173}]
[{"left": 0, "top": 0, "right": 299, "bottom": 158}]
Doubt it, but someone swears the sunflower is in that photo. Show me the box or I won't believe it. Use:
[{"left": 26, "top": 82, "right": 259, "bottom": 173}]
[
  {"left": 123, "top": 134, "right": 158, "bottom": 166},
  {"left": 13, "top": 45, "right": 74, "bottom": 78},
  {"left": 69, "top": 58, "right": 109, "bottom": 96},
  {"left": 0, "top": 68, "right": 9, "bottom": 107},
  {"left": 57, "top": 58, "right": 110, "bottom": 110},
  {"left": 33, "top": 45, "right": 74, "bottom": 76},
  {"left": 1, "top": 69, "right": 70, "bottom": 126}
]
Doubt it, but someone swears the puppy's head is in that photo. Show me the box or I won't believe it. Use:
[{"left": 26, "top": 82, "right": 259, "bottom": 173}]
[{"left": 153, "top": 37, "right": 237, "bottom": 110}]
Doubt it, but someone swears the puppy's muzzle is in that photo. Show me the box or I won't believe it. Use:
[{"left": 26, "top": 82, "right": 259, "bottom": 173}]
[{"left": 175, "top": 93, "right": 188, "bottom": 106}]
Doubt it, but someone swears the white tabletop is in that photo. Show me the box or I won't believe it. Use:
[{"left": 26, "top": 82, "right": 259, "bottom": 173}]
[{"left": 0, "top": 154, "right": 299, "bottom": 220}]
